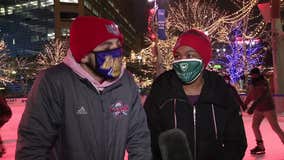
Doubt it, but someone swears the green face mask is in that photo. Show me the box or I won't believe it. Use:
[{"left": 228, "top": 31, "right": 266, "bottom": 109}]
[{"left": 173, "top": 58, "right": 203, "bottom": 84}]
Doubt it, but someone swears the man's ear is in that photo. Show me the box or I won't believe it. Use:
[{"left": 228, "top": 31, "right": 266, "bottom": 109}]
[{"left": 80, "top": 55, "right": 89, "bottom": 63}]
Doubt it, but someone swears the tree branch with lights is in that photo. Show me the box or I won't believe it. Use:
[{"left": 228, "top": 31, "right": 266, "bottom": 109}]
[
  {"left": 0, "top": 40, "right": 13, "bottom": 84},
  {"left": 36, "top": 38, "right": 68, "bottom": 71},
  {"left": 120, "top": 0, "right": 268, "bottom": 92}
]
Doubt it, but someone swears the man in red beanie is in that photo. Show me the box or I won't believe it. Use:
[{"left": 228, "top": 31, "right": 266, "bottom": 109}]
[
  {"left": 144, "top": 29, "right": 247, "bottom": 160},
  {"left": 16, "top": 16, "right": 151, "bottom": 160}
]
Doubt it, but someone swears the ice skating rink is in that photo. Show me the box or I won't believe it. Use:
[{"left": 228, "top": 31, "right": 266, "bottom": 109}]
[{"left": 1, "top": 104, "right": 284, "bottom": 160}]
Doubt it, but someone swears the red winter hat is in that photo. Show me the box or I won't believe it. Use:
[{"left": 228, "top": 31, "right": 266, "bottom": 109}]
[
  {"left": 173, "top": 29, "right": 212, "bottom": 66},
  {"left": 70, "top": 16, "right": 123, "bottom": 62}
]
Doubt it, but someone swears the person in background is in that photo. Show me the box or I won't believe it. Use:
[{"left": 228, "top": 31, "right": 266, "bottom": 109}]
[
  {"left": 144, "top": 29, "right": 247, "bottom": 160},
  {"left": 262, "top": 68, "right": 274, "bottom": 93},
  {"left": 245, "top": 67, "right": 284, "bottom": 155},
  {"left": 239, "top": 73, "right": 245, "bottom": 91},
  {"left": 0, "top": 96, "right": 12, "bottom": 158},
  {"left": 16, "top": 16, "right": 151, "bottom": 160},
  {"left": 223, "top": 75, "right": 247, "bottom": 111}
]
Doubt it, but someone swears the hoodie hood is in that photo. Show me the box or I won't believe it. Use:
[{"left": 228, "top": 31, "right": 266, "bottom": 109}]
[{"left": 63, "top": 49, "right": 125, "bottom": 91}]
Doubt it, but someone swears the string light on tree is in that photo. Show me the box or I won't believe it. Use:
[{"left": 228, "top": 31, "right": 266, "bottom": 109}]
[
  {"left": 127, "top": 0, "right": 265, "bottom": 90},
  {"left": 124, "top": 42, "right": 156, "bottom": 89},
  {"left": 0, "top": 40, "right": 13, "bottom": 84},
  {"left": 36, "top": 38, "right": 68, "bottom": 71}
]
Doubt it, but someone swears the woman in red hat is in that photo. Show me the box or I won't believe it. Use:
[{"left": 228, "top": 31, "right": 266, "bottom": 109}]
[{"left": 144, "top": 29, "right": 247, "bottom": 160}]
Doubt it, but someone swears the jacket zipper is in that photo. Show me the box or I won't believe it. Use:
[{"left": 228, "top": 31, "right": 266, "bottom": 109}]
[
  {"left": 193, "top": 105, "right": 197, "bottom": 160},
  {"left": 211, "top": 104, "right": 218, "bottom": 140},
  {"left": 173, "top": 99, "right": 177, "bottom": 128},
  {"left": 173, "top": 100, "right": 218, "bottom": 160},
  {"left": 99, "top": 94, "right": 106, "bottom": 159}
]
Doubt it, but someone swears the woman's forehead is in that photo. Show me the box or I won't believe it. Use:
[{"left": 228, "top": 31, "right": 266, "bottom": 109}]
[{"left": 175, "top": 46, "right": 199, "bottom": 55}]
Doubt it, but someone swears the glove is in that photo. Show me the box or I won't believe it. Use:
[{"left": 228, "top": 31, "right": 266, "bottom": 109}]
[
  {"left": 247, "top": 103, "right": 256, "bottom": 115},
  {"left": 247, "top": 107, "right": 254, "bottom": 115}
]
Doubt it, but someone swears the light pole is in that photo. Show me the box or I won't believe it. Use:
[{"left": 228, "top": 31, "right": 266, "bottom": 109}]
[
  {"left": 147, "top": 0, "right": 162, "bottom": 76},
  {"left": 148, "top": 0, "right": 158, "bottom": 8}
]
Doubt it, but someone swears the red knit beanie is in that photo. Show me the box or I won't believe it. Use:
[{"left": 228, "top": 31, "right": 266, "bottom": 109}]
[
  {"left": 70, "top": 16, "right": 123, "bottom": 62},
  {"left": 173, "top": 29, "right": 212, "bottom": 66}
]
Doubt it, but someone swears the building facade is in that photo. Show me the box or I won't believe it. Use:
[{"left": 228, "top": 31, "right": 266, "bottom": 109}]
[{"left": 0, "top": 0, "right": 146, "bottom": 56}]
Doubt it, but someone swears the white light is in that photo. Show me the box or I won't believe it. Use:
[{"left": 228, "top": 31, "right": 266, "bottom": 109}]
[
  {"left": 47, "top": 32, "right": 55, "bottom": 40},
  {"left": 204, "top": 31, "right": 209, "bottom": 35},
  {"left": 12, "top": 70, "right": 17, "bottom": 75},
  {"left": 223, "top": 48, "right": 226, "bottom": 52},
  {"left": 60, "top": 0, "right": 78, "bottom": 3},
  {"left": 216, "top": 49, "right": 220, "bottom": 52},
  {"left": 148, "top": 0, "right": 155, "bottom": 2}
]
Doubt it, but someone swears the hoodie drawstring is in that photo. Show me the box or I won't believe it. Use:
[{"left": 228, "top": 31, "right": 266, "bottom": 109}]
[
  {"left": 173, "top": 99, "right": 177, "bottom": 128},
  {"left": 211, "top": 104, "right": 218, "bottom": 140}
]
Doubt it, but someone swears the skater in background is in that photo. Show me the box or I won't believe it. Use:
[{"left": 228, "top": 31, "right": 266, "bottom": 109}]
[{"left": 245, "top": 67, "right": 284, "bottom": 155}]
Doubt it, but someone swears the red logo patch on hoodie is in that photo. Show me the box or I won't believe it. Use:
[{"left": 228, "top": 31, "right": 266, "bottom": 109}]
[{"left": 110, "top": 101, "right": 129, "bottom": 118}]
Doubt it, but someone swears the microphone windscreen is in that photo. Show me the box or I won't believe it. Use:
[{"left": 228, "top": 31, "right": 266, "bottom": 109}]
[{"left": 159, "top": 128, "right": 193, "bottom": 160}]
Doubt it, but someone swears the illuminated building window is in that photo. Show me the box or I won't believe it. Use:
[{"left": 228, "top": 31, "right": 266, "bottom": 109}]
[
  {"left": 14, "top": 5, "right": 23, "bottom": 13},
  {"left": 5, "top": 1, "right": 40, "bottom": 15},
  {"left": 60, "top": 0, "right": 78, "bottom": 3},
  {"left": 30, "top": 1, "right": 38, "bottom": 7},
  {"left": 61, "top": 28, "right": 70, "bottom": 37},
  {"left": 41, "top": 0, "right": 54, "bottom": 7},
  {"left": 31, "top": 35, "right": 40, "bottom": 42},
  {"left": 7, "top": 7, "right": 13, "bottom": 15},
  {"left": 47, "top": 31, "right": 55, "bottom": 40},
  {"left": 0, "top": 7, "right": 5, "bottom": 16}
]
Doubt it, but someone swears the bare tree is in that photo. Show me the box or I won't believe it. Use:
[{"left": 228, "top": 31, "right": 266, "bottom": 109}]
[
  {"left": 125, "top": 41, "right": 157, "bottom": 89},
  {"left": 167, "top": 0, "right": 223, "bottom": 35},
  {"left": 0, "top": 40, "right": 13, "bottom": 84},
  {"left": 36, "top": 38, "right": 68, "bottom": 70},
  {"left": 167, "top": 0, "right": 258, "bottom": 43},
  {"left": 126, "top": 0, "right": 260, "bottom": 89}
]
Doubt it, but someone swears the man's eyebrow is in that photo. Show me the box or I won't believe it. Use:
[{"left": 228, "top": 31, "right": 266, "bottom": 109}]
[
  {"left": 101, "top": 41, "right": 113, "bottom": 45},
  {"left": 186, "top": 49, "right": 196, "bottom": 52},
  {"left": 101, "top": 39, "right": 120, "bottom": 46}
]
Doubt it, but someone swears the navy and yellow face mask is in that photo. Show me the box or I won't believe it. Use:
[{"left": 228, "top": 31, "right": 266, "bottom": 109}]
[{"left": 92, "top": 47, "right": 123, "bottom": 79}]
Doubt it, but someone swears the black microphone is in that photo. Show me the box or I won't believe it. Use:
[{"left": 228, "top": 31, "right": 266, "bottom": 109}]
[{"left": 159, "top": 128, "right": 193, "bottom": 160}]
